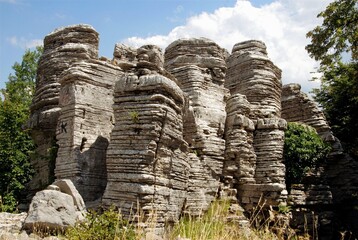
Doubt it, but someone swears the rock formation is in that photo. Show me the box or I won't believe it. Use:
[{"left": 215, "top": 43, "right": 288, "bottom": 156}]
[
  {"left": 26, "top": 24, "right": 357, "bottom": 236},
  {"left": 23, "top": 179, "right": 85, "bottom": 232},
  {"left": 225, "top": 40, "right": 287, "bottom": 209},
  {"left": 281, "top": 83, "right": 358, "bottom": 202},
  {"left": 282, "top": 83, "right": 358, "bottom": 236},
  {"left": 164, "top": 38, "right": 228, "bottom": 215},
  {"left": 102, "top": 45, "right": 189, "bottom": 230}
]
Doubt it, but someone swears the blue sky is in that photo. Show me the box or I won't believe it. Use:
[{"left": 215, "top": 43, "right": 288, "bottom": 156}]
[{"left": 0, "top": 0, "right": 332, "bottom": 93}]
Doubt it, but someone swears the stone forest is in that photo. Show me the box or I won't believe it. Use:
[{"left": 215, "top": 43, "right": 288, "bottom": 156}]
[{"left": 4, "top": 24, "right": 357, "bottom": 239}]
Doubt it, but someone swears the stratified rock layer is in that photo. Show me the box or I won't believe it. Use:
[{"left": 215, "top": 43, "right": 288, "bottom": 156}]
[
  {"left": 281, "top": 83, "right": 358, "bottom": 201},
  {"left": 281, "top": 84, "right": 332, "bottom": 139},
  {"left": 164, "top": 38, "right": 229, "bottom": 215},
  {"left": 56, "top": 59, "right": 121, "bottom": 202},
  {"left": 102, "top": 49, "right": 189, "bottom": 229},
  {"left": 27, "top": 24, "right": 100, "bottom": 197},
  {"left": 226, "top": 40, "right": 287, "bottom": 209},
  {"left": 226, "top": 40, "right": 282, "bottom": 118}
]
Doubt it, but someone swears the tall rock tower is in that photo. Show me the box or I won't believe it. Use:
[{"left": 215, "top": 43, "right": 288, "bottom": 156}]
[
  {"left": 102, "top": 45, "right": 189, "bottom": 231},
  {"left": 164, "top": 38, "right": 229, "bottom": 215},
  {"left": 225, "top": 40, "right": 287, "bottom": 209}
]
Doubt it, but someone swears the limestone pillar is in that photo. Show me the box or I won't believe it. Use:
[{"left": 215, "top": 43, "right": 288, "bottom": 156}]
[
  {"left": 164, "top": 38, "right": 229, "bottom": 215},
  {"left": 226, "top": 40, "right": 287, "bottom": 209}
]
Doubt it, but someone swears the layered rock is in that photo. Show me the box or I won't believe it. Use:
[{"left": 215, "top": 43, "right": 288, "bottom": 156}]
[
  {"left": 102, "top": 46, "right": 189, "bottom": 230},
  {"left": 282, "top": 83, "right": 358, "bottom": 236},
  {"left": 55, "top": 59, "right": 121, "bottom": 202},
  {"left": 224, "top": 94, "right": 256, "bottom": 204},
  {"left": 27, "top": 24, "right": 101, "bottom": 197},
  {"left": 226, "top": 40, "right": 282, "bottom": 118},
  {"left": 281, "top": 84, "right": 332, "bottom": 140},
  {"left": 164, "top": 38, "right": 229, "bottom": 215},
  {"left": 281, "top": 83, "right": 358, "bottom": 201},
  {"left": 226, "top": 40, "right": 287, "bottom": 209}
]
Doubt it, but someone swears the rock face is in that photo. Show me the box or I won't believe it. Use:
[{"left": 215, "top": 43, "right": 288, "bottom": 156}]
[
  {"left": 164, "top": 38, "right": 228, "bottom": 215},
  {"left": 281, "top": 83, "right": 358, "bottom": 202},
  {"left": 23, "top": 179, "right": 85, "bottom": 232},
  {"left": 281, "top": 84, "right": 332, "bottom": 139},
  {"left": 27, "top": 24, "right": 357, "bottom": 236},
  {"left": 56, "top": 59, "right": 121, "bottom": 202},
  {"left": 28, "top": 24, "right": 123, "bottom": 203},
  {"left": 282, "top": 83, "right": 358, "bottom": 237},
  {"left": 27, "top": 25, "right": 99, "bottom": 197},
  {"left": 102, "top": 46, "right": 188, "bottom": 230},
  {"left": 0, "top": 212, "right": 27, "bottom": 234},
  {"left": 225, "top": 40, "right": 287, "bottom": 209}
]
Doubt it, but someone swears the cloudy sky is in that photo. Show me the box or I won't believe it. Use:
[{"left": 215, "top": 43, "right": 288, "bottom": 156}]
[{"left": 0, "top": 0, "right": 333, "bottom": 93}]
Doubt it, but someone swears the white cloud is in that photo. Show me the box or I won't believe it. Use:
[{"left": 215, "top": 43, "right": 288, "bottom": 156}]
[
  {"left": 7, "top": 36, "right": 43, "bottom": 49},
  {"left": 123, "top": 0, "right": 334, "bottom": 93}
]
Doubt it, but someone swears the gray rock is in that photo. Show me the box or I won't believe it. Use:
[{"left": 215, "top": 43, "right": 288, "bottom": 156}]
[
  {"left": 225, "top": 40, "right": 287, "bottom": 210},
  {"left": 23, "top": 190, "right": 82, "bottom": 232},
  {"left": 102, "top": 59, "right": 188, "bottom": 229},
  {"left": 0, "top": 212, "right": 27, "bottom": 234},
  {"left": 27, "top": 24, "right": 101, "bottom": 200},
  {"left": 164, "top": 38, "right": 229, "bottom": 216},
  {"left": 53, "top": 179, "right": 86, "bottom": 211}
]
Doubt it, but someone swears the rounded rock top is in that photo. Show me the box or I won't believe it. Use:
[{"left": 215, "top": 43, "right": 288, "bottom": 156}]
[
  {"left": 47, "top": 24, "right": 98, "bottom": 37},
  {"left": 232, "top": 40, "right": 267, "bottom": 55}
]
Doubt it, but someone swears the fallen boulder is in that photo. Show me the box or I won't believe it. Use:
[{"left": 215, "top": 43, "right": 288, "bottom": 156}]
[{"left": 23, "top": 179, "right": 85, "bottom": 233}]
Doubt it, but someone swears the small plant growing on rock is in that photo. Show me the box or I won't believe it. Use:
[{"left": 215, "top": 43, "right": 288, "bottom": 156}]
[{"left": 129, "top": 111, "right": 139, "bottom": 123}]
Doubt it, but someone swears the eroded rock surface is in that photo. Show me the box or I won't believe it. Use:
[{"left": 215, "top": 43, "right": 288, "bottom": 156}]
[
  {"left": 26, "top": 24, "right": 358, "bottom": 236},
  {"left": 102, "top": 48, "right": 189, "bottom": 230},
  {"left": 225, "top": 40, "right": 287, "bottom": 209},
  {"left": 164, "top": 38, "right": 229, "bottom": 215},
  {"left": 23, "top": 179, "right": 85, "bottom": 233}
]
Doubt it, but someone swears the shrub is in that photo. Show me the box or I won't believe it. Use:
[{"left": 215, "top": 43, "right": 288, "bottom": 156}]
[
  {"left": 65, "top": 207, "right": 137, "bottom": 240},
  {"left": 284, "top": 122, "right": 331, "bottom": 187}
]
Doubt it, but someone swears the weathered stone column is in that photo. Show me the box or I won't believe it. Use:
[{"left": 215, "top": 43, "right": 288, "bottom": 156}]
[
  {"left": 102, "top": 45, "right": 189, "bottom": 230},
  {"left": 29, "top": 24, "right": 122, "bottom": 203},
  {"left": 224, "top": 94, "right": 256, "bottom": 202},
  {"left": 164, "top": 38, "right": 229, "bottom": 215},
  {"left": 56, "top": 59, "right": 121, "bottom": 203},
  {"left": 226, "top": 40, "right": 287, "bottom": 209},
  {"left": 27, "top": 24, "right": 101, "bottom": 197}
]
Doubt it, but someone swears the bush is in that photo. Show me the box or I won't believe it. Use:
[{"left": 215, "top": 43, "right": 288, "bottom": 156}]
[
  {"left": 284, "top": 122, "right": 331, "bottom": 187},
  {"left": 65, "top": 207, "right": 137, "bottom": 240}
]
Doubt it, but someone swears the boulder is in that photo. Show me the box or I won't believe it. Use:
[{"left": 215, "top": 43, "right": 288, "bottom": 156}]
[
  {"left": 23, "top": 180, "right": 86, "bottom": 232},
  {"left": 53, "top": 179, "right": 86, "bottom": 211}
]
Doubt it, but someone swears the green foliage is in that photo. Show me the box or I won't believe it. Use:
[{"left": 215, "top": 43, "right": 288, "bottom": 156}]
[
  {"left": 129, "top": 111, "right": 139, "bottom": 123},
  {"left": 0, "top": 102, "right": 35, "bottom": 212},
  {"left": 277, "top": 203, "right": 291, "bottom": 215},
  {"left": 312, "top": 62, "right": 358, "bottom": 157},
  {"left": 170, "top": 200, "right": 235, "bottom": 240},
  {"left": 306, "top": 0, "right": 358, "bottom": 157},
  {"left": 65, "top": 207, "right": 136, "bottom": 240},
  {"left": 0, "top": 46, "right": 42, "bottom": 212},
  {"left": 306, "top": 0, "right": 357, "bottom": 65},
  {"left": 284, "top": 122, "right": 331, "bottom": 186},
  {"left": 1, "top": 46, "right": 43, "bottom": 105}
]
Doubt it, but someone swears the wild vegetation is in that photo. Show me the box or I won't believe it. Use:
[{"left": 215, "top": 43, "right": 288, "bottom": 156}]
[
  {"left": 0, "top": 46, "right": 42, "bottom": 212},
  {"left": 64, "top": 200, "right": 298, "bottom": 240},
  {"left": 283, "top": 122, "right": 331, "bottom": 187},
  {"left": 306, "top": 0, "right": 358, "bottom": 158}
]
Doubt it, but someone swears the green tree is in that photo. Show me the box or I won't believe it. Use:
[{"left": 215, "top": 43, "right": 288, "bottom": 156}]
[
  {"left": 0, "top": 46, "right": 42, "bottom": 212},
  {"left": 284, "top": 122, "right": 331, "bottom": 187},
  {"left": 306, "top": 0, "right": 358, "bottom": 157}
]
